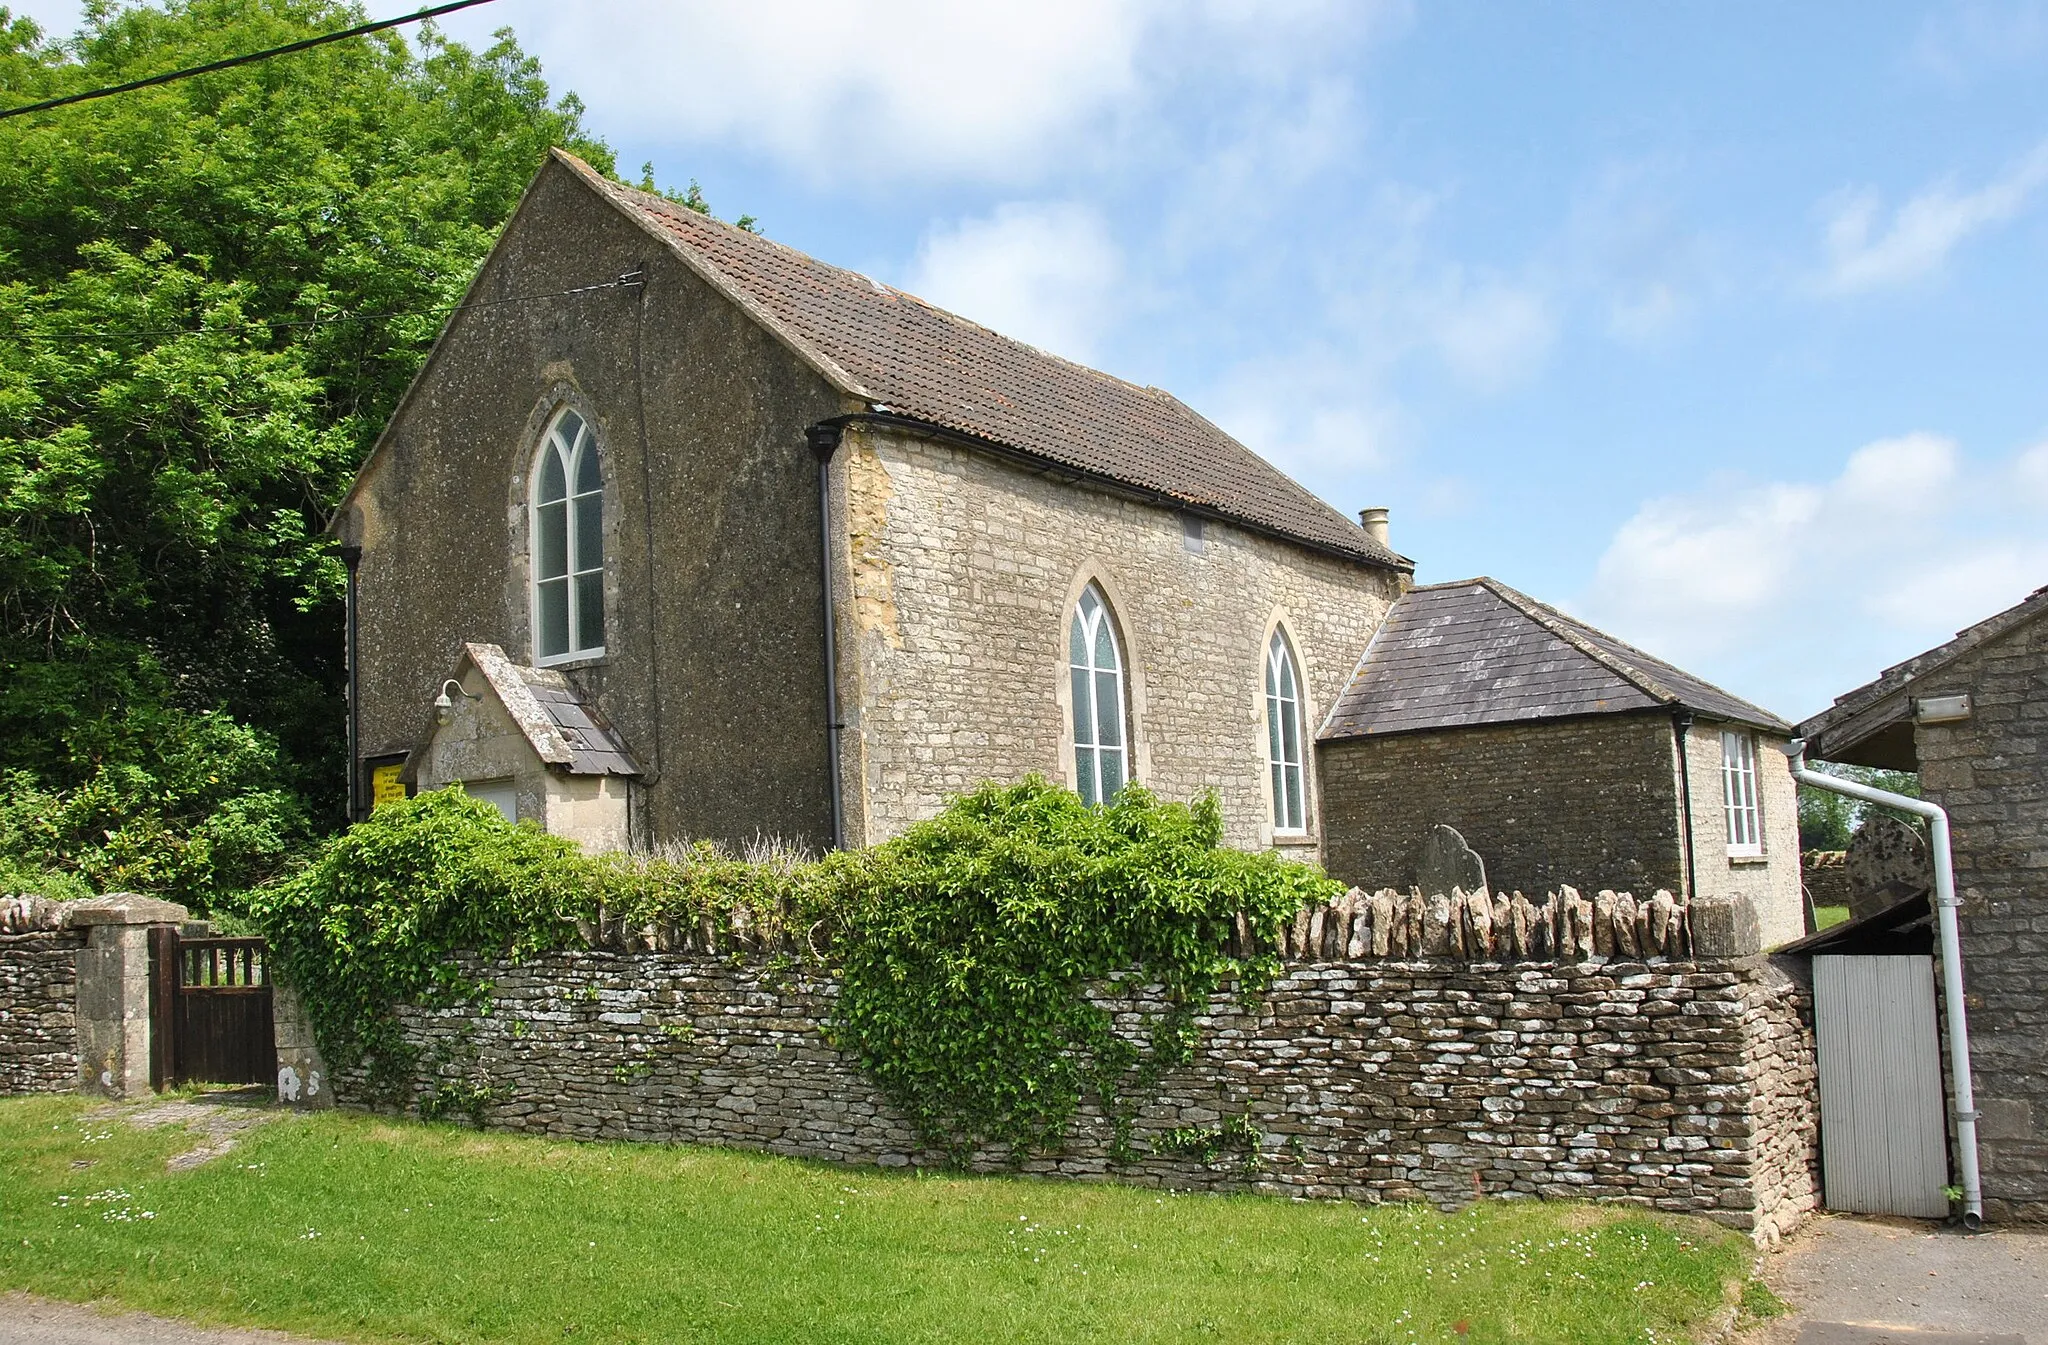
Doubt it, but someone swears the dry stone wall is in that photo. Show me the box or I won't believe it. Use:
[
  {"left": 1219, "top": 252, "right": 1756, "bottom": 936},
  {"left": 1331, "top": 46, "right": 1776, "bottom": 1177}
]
[
  {"left": 0, "top": 922, "right": 85, "bottom": 1094},
  {"left": 345, "top": 933, "right": 1820, "bottom": 1244}
]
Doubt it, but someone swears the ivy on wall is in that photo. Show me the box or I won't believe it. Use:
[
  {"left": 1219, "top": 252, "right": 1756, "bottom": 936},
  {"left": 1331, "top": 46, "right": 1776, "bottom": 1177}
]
[{"left": 240, "top": 779, "right": 1335, "bottom": 1157}]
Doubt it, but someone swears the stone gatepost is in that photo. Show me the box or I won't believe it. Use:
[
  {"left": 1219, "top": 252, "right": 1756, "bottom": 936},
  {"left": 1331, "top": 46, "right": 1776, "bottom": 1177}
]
[
  {"left": 272, "top": 979, "right": 331, "bottom": 1108},
  {"left": 68, "top": 894, "right": 189, "bottom": 1097}
]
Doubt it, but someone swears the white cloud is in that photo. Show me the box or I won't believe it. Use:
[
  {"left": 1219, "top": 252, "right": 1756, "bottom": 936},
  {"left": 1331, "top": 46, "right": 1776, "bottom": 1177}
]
[
  {"left": 1816, "top": 140, "right": 2048, "bottom": 293},
  {"left": 1581, "top": 433, "right": 2048, "bottom": 718},
  {"left": 902, "top": 203, "right": 1121, "bottom": 364},
  {"left": 1911, "top": 1, "right": 2048, "bottom": 84},
  {"left": 2016, "top": 439, "right": 2048, "bottom": 502},
  {"left": 426, "top": 0, "right": 1392, "bottom": 185},
  {"left": 1419, "top": 278, "right": 1558, "bottom": 392}
]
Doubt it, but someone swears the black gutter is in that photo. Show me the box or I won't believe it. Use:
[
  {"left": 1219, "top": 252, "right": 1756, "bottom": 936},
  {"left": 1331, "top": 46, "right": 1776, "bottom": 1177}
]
[
  {"left": 837, "top": 410, "right": 1411, "bottom": 575},
  {"left": 806, "top": 420, "right": 849, "bottom": 851},
  {"left": 340, "top": 544, "right": 363, "bottom": 823}
]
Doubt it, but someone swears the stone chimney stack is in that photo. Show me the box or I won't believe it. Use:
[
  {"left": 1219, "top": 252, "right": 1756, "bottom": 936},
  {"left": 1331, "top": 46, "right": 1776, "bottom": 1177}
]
[{"left": 1358, "top": 507, "right": 1390, "bottom": 548}]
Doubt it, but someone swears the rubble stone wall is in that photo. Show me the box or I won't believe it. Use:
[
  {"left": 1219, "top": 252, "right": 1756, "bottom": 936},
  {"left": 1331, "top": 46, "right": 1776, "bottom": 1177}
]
[
  {"left": 1317, "top": 713, "right": 1688, "bottom": 898},
  {"left": 1910, "top": 612, "right": 2048, "bottom": 1222},
  {"left": 0, "top": 931, "right": 85, "bottom": 1094},
  {"left": 346, "top": 947, "right": 1820, "bottom": 1244}
]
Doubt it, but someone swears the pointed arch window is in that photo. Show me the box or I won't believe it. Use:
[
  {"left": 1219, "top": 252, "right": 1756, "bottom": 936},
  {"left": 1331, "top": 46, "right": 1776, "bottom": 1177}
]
[
  {"left": 1068, "top": 584, "right": 1130, "bottom": 805},
  {"left": 531, "top": 408, "right": 605, "bottom": 663},
  {"left": 1265, "top": 629, "right": 1307, "bottom": 833}
]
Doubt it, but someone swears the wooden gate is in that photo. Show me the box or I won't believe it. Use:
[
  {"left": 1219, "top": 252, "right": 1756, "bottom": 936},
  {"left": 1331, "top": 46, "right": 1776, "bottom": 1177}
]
[
  {"left": 1813, "top": 953, "right": 1950, "bottom": 1218},
  {"left": 149, "top": 929, "right": 275, "bottom": 1088}
]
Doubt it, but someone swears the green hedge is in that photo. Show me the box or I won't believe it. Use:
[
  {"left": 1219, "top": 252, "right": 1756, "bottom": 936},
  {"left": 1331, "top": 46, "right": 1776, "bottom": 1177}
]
[{"left": 241, "top": 779, "right": 1336, "bottom": 1161}]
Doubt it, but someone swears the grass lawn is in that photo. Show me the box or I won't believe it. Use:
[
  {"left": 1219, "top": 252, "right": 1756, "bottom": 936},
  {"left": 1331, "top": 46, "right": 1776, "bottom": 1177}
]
[
  {"left": 1, "top": 1093, "right": 1755, "bottom": 1344},
  {"left": 1815, "top": 906, "right": 1851, "bottom": 930}
]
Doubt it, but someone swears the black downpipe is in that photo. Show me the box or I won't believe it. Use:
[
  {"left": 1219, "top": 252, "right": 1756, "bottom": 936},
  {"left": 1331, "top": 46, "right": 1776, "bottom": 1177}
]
[
  {"left": 807, "top": 421, "right": 849, "bottom": 851},
  {"left": 1673, "top": 710, "right": 1698, "bottom": 902},
  {"left": 340, "top": 544, "right": 363, "bottom": 823}
]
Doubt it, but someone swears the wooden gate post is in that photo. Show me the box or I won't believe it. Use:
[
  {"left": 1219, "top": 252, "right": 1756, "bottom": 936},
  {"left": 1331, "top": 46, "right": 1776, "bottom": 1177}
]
[{"left": 147, "top": 924, "right": 178, "bottom": 1090}]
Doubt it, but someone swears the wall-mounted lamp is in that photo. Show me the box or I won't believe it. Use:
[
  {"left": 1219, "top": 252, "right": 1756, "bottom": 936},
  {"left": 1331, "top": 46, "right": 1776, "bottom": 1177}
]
[{"left": 433, "top": 678, "right": 480, "bottom": 727}]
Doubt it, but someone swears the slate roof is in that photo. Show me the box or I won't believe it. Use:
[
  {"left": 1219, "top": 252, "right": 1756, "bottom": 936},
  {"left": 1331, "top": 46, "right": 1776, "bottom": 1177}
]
[
  {"left": 1318, "top": 578, "right": 1792, "bottom": 741},
  {"left": 553, "top": 151, "right": 1403, "bottom": 570},
  {"left": 1797, "top": 583, "right": 2048, "bottom": 760},
  {"left": 440, "top": 642, "right": 641, "bottom": 778}
]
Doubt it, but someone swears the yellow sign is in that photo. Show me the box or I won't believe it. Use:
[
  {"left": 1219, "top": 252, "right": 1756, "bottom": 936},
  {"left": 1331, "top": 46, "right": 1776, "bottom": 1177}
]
[{"left": 370, "top": 763, "right": 408, "bottom": 810}]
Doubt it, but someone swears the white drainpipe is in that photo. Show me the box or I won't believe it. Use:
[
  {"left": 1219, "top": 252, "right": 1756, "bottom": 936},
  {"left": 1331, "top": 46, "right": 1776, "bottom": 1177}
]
[{"left": 1784, "top": 738, "right": 1984, "bottom": 1229}]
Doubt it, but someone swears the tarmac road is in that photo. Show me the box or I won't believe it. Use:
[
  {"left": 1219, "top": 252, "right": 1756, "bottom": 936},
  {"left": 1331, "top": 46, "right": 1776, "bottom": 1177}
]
[{"left": 1745, "top": 1214, "right": 2048, "bottom": 1345}]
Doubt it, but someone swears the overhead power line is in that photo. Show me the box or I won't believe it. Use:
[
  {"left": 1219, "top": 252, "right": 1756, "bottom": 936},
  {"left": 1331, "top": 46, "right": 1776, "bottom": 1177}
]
[
  {"left": 10, "top": 270, "right": 645, "bottom": 345},
  {"left": 0, "top": 0, "right": 502, "bottom": 122}
]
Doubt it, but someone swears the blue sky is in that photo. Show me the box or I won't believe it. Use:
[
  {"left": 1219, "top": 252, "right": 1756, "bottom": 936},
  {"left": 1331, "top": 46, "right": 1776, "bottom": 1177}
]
[{"left": 21, "top": 0, "right": 2048, "bottom": 721}]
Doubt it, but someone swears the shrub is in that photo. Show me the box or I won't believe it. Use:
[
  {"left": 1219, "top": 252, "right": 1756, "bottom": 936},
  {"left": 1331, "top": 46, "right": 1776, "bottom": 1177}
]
[
  {"left": 0, "top": 708, "right": 310, "bottom": 911},
  {"left": 245, "top": 778, "right": 1333, "bottom": 1156},
  {"left": 829, "top": 780, "right": 1334, "bottom": 1160},
  {"left": 239, "top": 787, "right": 581, "bottom": 1093}
]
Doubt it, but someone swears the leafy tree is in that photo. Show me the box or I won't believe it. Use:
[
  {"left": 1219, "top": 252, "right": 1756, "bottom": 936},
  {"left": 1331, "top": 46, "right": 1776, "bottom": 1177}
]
[
  {"left": 0, "top": 0, "right": 616, "bottom": 901},
  {"left": 1797, "top": 763, "right": 1922, "bottom": 851}
]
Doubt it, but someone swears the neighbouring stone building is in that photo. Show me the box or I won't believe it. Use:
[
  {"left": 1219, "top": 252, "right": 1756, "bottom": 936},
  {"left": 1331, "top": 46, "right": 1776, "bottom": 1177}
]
[
  {"left": 1317, "top": 578, "right": 1807, "bottom": 948},
  {"left": 1799, "top": 582, "right": 2048, "bottom": 1222},
  {"left": 331, "top": 149, "right": 1408, "bottom": 860}
]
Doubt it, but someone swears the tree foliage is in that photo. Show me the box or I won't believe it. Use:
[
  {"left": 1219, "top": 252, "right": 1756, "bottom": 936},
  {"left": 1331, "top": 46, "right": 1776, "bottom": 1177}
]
[
  {"left": 0, "top": 0, "right": 613, "bottom": 900},
  {"left": 1797, "top": 763, "right": 1923, "bottom": 851}
]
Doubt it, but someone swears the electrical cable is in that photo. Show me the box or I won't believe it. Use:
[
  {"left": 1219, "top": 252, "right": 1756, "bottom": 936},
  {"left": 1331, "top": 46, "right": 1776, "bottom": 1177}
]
[
  {"left": 8, "top": 271, "right": 644, "bottom": 344},
  {"left": 0, "top": 0, "right": 501, "bottom": 121}
]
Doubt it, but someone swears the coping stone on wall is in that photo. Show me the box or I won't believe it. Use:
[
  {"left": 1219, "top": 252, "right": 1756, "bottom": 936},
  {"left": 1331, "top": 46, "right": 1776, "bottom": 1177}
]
[{"left": 1691, "top": 892, "right": 1762, "bottom": 957}]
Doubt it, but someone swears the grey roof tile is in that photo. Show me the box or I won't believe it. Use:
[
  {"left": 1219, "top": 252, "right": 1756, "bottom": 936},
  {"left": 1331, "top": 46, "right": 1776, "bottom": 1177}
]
[{"left": 1318, "top": 578, "right": 1791, "bottom": 740}]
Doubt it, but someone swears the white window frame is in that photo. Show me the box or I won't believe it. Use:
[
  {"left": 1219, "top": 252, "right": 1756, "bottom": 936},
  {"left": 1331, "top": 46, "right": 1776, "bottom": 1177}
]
[
  {"left": 1264, "top": 629, "right": 1309, "bottom": 835},
  {"left": 1721, "top": 729, "right": 1764, "bottom": 857},
  {"left": 529, "top": 408, "right": 605, "bottom": 665},
  {"left": 1068, "top": 583, "right": 1131, "bottom": 806}
]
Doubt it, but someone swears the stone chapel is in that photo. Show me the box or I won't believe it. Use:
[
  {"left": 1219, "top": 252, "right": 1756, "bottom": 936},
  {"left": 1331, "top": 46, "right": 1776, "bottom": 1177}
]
[{"left": 330, "top": 149, "right": 1805, "bottom": 945}]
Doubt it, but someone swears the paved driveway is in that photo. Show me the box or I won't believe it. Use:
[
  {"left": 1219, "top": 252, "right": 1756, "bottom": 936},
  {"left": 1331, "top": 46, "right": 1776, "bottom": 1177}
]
[{"left": 1746, "top": 1215, "right": 2048, "bottom": 1345}]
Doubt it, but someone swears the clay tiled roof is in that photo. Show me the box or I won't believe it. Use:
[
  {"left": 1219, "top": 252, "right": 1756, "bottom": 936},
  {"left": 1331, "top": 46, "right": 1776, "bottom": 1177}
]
[
  {"left": 1319, "top": 578, "right": 1791, "bottom": 740},
  {"left": 555, "top": 151, "right": 1403, "bottom": 570}
]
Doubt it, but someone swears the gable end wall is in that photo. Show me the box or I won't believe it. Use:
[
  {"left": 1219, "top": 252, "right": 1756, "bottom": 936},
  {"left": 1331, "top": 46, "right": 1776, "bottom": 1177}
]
[{"left": 342, "top": 157, "right": 847, "bottom": 849}]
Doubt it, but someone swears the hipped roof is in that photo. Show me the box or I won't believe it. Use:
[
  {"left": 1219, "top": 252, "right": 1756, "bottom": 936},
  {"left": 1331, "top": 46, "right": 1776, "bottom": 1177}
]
[{"left": 1319, "top": 577, "right": 1792, "bottom": 741}]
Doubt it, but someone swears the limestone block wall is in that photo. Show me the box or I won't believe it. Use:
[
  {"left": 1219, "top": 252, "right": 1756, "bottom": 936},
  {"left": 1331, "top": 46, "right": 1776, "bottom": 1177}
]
[
  {"left": 343, "top": 945, "right": 1819, "bottom": 1244},
  {"left": 1909, "top": 614, "right": 2048, "bottom": 1222},
  {"left": 1680, "top": 724, "right": 1805, "bottom": 951},
  {"left": 832, "top": 423, "right": 1403, "bottom": 858},
  {"left": 0, "top": 930, "right": 85, "bottom": 1094}
]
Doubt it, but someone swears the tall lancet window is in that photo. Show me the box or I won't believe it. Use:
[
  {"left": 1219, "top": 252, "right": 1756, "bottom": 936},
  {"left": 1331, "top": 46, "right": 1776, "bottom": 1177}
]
[
  {"left": 1265, "top": 629, "right": 1307, "bottom": 833},
  {"left": 1068, "top": 584, "right": 1129, "bottom": 805},
  {"left": 531, "top": 408, "right": 604, "bottom": 662}
]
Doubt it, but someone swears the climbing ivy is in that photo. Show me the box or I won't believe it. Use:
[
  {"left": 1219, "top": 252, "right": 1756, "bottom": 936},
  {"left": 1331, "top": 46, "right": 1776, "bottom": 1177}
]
[
  {"left": 242, "top": 778, "right": 1334, "bottom": 1157},
  {"left": 829, "top": 780, "right": 1330, "bottom": 1161}
]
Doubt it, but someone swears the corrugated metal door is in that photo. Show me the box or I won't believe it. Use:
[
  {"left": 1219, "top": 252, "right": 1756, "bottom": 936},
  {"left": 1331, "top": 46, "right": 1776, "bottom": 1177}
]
[{"left": 1813, "top": 954, "right": 1949, "bottom": 1218}]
